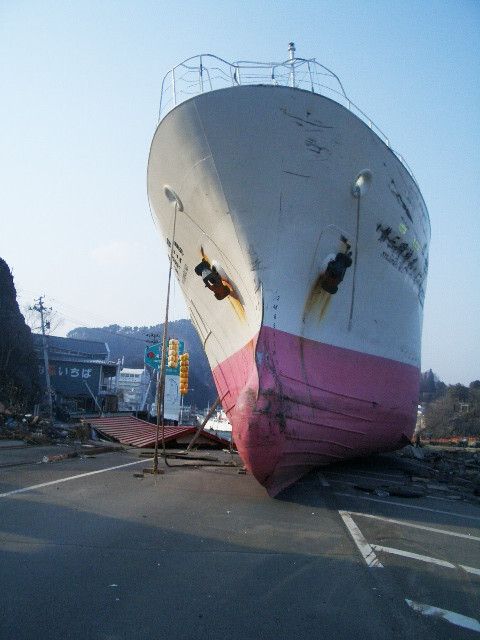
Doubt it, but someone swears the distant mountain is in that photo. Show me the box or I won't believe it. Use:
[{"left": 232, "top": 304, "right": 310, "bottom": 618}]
[{"left": 67, "top": 319, "right": 217, "bottom": 409}]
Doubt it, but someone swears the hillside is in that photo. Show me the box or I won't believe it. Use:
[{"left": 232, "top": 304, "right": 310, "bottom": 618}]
[
  {"left": 67, "top": 319, "right": 217, "bottom": 409},
  {"left": 0, "top": 258, "right": 40, "bottom": 409}
]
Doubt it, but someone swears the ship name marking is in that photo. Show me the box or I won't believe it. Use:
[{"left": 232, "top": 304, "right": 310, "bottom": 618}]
[{"left": 377, "top": 223, "right": 427, "bottom": 305}]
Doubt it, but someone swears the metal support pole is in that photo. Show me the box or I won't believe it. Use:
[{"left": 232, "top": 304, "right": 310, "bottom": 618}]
[
  {"left": 199, "top": 55, "right": 204, "bottom": 93},
  {"left": 84, "top": 381, "right": 103, "bottom": 414},
  {"left": 288, "top": 41, "right": 296, "bottom": 88},
  {"left": 153, "top": 204, "right": 179, "bottom": 473},
  {"left": 185, "top": 396, "right": 221, "bottom": 452},
  {"left": 172, "top": 68, "right": 176, "bottom": 106}
]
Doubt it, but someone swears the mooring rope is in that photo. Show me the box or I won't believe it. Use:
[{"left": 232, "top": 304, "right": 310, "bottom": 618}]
[{"left": 153, "top": 203, "right": 178, "bottom": 472}]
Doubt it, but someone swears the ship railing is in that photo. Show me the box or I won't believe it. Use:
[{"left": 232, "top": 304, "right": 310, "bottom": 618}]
[{"left": 158, "top": 54, "right": 417, "bottom": 184}]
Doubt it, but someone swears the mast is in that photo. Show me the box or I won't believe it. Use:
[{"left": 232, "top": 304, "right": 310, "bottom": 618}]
[{"left": 288, "top": 41, "right": 296, "bottom": 88}]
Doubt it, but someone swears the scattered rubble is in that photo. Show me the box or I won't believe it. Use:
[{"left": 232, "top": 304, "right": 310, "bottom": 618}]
[
  {"left": 0, "top": 409, "right": 94, "bottom": 446},
  {"left": 351, "top": 445, "right": 480, "bottom": 504},
  {"left": 2, "top": 407, "right": 479, "bottom": 499},
  {"left": 0, "top": 407, "right": 123, "bottom": 468}
]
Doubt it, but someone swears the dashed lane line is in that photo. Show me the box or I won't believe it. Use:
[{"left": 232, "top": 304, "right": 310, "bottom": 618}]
[
  {"left": 0, "top": 458, "right": 150, "bottom": 498},
  {"left": 405, "top": 599, "right": 480, "bottom": 633},
  {"left": 334, "top": 492, "right": 480, "bottom": 522},
  {"left": 348, "top": 511, "right": 480, "bottom": 542},
  {"left": 338, "top": 510, "right": 383, "bottom": 568}
]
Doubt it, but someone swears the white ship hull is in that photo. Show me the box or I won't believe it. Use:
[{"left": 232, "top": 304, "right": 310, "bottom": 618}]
[{"left": 148, "top": 84, "right": 430, "bottom": 495}]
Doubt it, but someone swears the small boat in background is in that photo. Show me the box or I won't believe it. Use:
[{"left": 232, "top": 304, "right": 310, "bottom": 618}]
[{"left": 204, "top": 409, "right": 233, "bottom": 441}]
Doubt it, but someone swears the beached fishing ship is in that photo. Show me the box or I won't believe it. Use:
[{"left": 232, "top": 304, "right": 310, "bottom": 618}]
[{"left": 147, "top": 45, "right": 430, "bottom": 495}]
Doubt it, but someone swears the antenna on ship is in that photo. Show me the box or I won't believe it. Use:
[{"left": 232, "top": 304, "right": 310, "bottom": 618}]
[{"left": 288, "top": 41, "right": 296, "bottom": 88}]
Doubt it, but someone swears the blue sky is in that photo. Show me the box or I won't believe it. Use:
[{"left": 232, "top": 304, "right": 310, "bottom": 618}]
[{"left": 1, "top": 0, "right": 479, "bottom": 384}]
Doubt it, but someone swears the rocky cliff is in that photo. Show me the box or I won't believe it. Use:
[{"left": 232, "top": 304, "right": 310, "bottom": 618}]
[{"left": 0, "top": 258, "right": 40, "bottom": 409}]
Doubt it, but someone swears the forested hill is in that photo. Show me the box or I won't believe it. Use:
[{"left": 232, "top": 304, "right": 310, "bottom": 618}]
[
  {"left": 0, "top": 257, "right": 40, "bottom": 409},
  {"left": 67, "top": 319, "right": 217, "bottom": 408}
]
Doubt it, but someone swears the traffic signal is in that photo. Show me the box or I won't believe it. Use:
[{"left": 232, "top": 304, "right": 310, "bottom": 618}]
[
  {"left": 168, "top": 338, "right": 179, "bottom": 368},
  {"left": 179, "top": 352, "right": 189, "bottom": 395}
]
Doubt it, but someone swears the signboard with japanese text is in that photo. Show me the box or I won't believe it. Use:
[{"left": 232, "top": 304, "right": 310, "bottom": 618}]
[
  {"left": 150, "top": 375, "right": 180, "bottom": 421},
  {"left": 38, "top": 361, "right": 101, "bottom": 397},
  {"left": 164, "top": 375, "right": 181, "bottom": 421},
  {"left": 146, "top": 339, "right": 185, "bottom": 422}
]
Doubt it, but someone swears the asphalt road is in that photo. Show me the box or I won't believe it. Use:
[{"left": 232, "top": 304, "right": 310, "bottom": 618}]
[{"left": 1, "top": 445, "right": 479, "bottom": 639}]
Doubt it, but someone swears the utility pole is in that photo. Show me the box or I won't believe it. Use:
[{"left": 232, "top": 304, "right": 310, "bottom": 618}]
[{"left": 30, "top": 296, "right": 53, "bottom": 420}]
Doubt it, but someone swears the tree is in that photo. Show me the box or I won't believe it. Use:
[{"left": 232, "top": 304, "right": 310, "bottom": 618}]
[
  {"left": 424, "top": 380, "right": 480, "bottom": 437},
  {"left": 447, "top": 384, "right": 469, "bottom": 403},
  {"left": 0, "top": 258, "right": 40, "bottom": 409},
  {"left": 419, "top": 370, "right": 446, "bottom": 402}
]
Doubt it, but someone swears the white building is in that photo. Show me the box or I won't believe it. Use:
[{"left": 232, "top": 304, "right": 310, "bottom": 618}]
[{"left": 117, "top": 368, "right": 150, "bottom": 412}]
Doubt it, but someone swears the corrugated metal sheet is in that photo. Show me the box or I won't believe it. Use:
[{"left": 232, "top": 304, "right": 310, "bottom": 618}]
[
  {"left": 84, "top": 415, "right": 229, "bottom": 448},
  {"left": 33, "top": 334, "right": 110, "bottom": 360}
]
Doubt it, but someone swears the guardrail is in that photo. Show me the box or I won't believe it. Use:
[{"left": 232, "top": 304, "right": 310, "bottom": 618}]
[{"left": 158, "top": 52, "right": 416, "bottom": 183}]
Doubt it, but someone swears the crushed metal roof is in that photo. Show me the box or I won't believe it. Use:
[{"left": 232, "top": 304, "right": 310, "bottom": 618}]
[
  {"left": 32, "top": 334, "right": 111, "bottom": 361},
  {"left": 84, "top": 415, "right": 230, "bottom": 448}
]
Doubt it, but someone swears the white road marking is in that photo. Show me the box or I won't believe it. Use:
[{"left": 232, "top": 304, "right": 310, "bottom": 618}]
[
  {"left": 372, "top": 545, "right": 480, "bottom": 576},
  {"left": 348, "top": 511, "right": 480, "bottom": 542},
  {"left": 405, "top": 599, "right": 480, "bottom": 633},
  {"left": 371, "top": 545, "right": 456, "bottom": 569},
  {"left": 338, "top": 510, "right": 383, "bottom": 568},
  {"left": 334, "top": 491, "right": 480, "bottom": 522},
  {"left": 460, "top": 564, "right": 480, "bottom": 576},
  {"left": 0, "top": 459, "right": 150, "bottom": 498}
]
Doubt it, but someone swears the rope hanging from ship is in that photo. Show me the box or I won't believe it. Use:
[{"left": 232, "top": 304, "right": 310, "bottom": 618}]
[{"left": 151, "top": 205, "right": 238, "bottom": 470}]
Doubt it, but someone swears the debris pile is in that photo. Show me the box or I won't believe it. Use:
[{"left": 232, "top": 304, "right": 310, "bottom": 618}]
[
  {"left": 0, "top": 405, "right": 92, "bottom": 445},
  {"left": 354, "top": 445, "right": 480, "bottom": 503}
]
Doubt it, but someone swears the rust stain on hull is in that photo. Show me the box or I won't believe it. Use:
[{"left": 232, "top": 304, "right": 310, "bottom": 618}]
[
  {"left": 200, "top": 246, "right": 246, "bottom": 321},
  {"left": 303, "top": 277, "right": 332, "bottom": 321}
]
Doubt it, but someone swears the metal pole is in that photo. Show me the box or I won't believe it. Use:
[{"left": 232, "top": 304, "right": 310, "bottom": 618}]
[
  {"left": 172, "top": 68, "right": 176, "bottom": 106},
  {"left": 186, "top": 396, "right": 221, "bottom": 452},
  {"left": 31, "top": 296, "right": 53, "bottom": 420},
  {"left": 153, "top": 204, "right": 179, "bottom": 473},
  {"left": 288, "top": 41, "right": 296, "bottom": 88},
  {"left": 84, "top": 381, "right": 103, "bottom": 414}
]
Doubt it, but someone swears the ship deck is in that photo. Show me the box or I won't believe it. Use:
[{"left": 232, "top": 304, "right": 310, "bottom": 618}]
[{"left": 1, "top": 444, "right": 479, "bottom": 639}]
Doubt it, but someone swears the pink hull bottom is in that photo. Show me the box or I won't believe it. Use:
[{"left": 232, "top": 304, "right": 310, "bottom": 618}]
[{"left": 212, "top": 326, "right": 419, "bottom": 496}]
